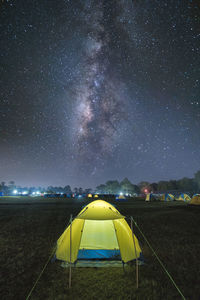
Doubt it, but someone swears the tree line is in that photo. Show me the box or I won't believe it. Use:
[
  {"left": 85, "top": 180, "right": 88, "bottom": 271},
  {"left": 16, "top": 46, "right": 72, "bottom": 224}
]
[
  {"left": 96, "top": 170, "right": 200, "bottom": 194},
  {"left": 0, "top": 182, "right": 92, "bottom": 195},
  {"left": 0, "top": 170, "right": 200, "bottom": 195}
]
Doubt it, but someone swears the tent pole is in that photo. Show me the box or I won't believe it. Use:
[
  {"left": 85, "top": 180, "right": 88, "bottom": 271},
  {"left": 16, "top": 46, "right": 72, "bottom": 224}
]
[
  {"left": 69, "top": 214, "right": 72, "bottom": 288},
  {"left": 122, "top": 261, "right": 125, "bottom": 274},
  {"left": 131, "top": 217, "right": 139, "bottom": 289}
]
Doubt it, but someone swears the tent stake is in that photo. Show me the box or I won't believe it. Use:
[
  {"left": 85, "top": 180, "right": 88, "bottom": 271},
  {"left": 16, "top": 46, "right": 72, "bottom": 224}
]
[
  {"left": 69, "top": 214, "right": 72, "bottom": 288},
  {"left": 131, "top": 217, "right": 139, "bottom": 289}
]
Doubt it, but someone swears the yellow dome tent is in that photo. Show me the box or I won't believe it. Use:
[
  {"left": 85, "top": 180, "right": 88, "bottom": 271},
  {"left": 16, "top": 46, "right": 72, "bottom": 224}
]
[
  {"left": 189, "top": 194, "right": 200, "bottom": 205},
  {"left": 115, "top": 194, "right": 126, "bottom": 201},
  {"left": 145, "top": 193, "right": 151, "bottom": 201},
  {"left": 177, "top": 193, "right": 191, "bottom": 202},
  {"left": 56, "top": 200, "right": 142, "bottom": 265},
  {"left": 145, "top": 193, "right": 157, "bottom": 201},
  {"left": 94, "top": 194, "right": 98, "bottom": 198},
  {"left": 160, "top": 193, "right": 174, "bottom": 201},
  {"left": 87, "top": 193, "right": 92, "bottom": 198}
]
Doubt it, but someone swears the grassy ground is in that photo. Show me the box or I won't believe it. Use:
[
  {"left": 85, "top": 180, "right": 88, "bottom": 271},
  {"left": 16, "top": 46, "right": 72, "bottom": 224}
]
[{"left": 0, "top": 196, "right": 199, "bottom": 300}]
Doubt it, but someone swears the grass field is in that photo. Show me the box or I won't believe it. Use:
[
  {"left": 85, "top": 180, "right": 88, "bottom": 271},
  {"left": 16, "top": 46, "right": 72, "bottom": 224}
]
[{"left": 0, "top": 196, "right": 199, "bottom": 300}]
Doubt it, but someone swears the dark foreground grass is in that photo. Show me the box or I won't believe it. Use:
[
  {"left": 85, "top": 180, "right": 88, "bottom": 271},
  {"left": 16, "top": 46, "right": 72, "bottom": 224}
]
[{"left": 0, "top": 197, "right": 199, "bottom": 299}]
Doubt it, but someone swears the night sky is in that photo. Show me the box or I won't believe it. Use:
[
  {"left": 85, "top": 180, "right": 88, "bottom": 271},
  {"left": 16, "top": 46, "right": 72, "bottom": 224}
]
[{"left": 0, "top": 0, "right": 200, "bottom": 188}]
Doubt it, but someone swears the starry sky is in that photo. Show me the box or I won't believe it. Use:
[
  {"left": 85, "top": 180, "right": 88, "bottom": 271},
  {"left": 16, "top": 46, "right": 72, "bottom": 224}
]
[{"left": 0, "top": 0, "right": 200, "bottom": 188}]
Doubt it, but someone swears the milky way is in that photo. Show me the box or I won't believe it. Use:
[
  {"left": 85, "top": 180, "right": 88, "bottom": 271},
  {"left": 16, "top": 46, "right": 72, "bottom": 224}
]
[
  {"left": 71, "top": 1, "right": 127, "bottom": 169},
  {"left": 0, "top": 0, "right": 200, "bottom": 187}
]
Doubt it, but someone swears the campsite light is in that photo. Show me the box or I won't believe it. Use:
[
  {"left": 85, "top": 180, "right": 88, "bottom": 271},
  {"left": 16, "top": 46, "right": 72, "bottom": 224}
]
[
  {"left": 13, "top": 189, "right": 18, "bottom": 194},
  {"left": 22, "top": 191, "right": 28, "bottom": 195},
  {"left": 144, "top": 189, "right": 148, "bottom": 193},
  {"left": 120, "top": 192, "right": 123, "bottom": 196},
  {"left": 36, "top": 191, "right": 40, "bottom": 195}
]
